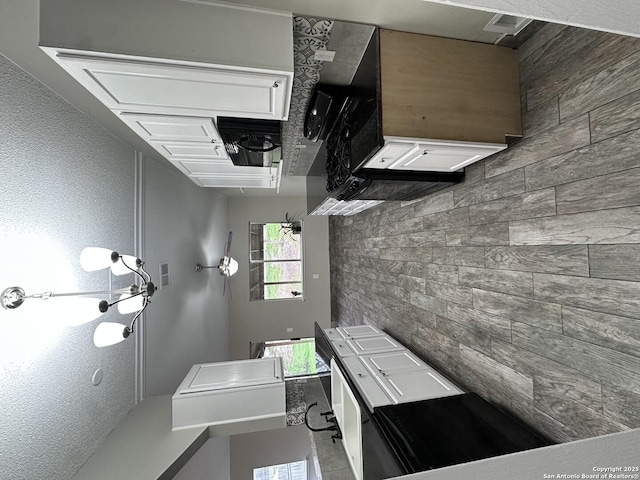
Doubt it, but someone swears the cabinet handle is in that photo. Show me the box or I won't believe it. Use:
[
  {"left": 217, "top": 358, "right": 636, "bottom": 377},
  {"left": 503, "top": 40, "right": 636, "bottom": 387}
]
[
  {"left": 423, "top": 150, "right": 429, "bottom": 155},
  {"left": 273, "top": 82, "right": 279, "bottom": 88},
  {"left": 357, "top": 373, "right": 364, "bottom": 378}
]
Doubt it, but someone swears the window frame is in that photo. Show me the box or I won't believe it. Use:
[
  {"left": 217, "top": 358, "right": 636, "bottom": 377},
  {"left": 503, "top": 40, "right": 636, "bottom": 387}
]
[{"left": 249, "top": 221, "right": 304, "bottom": 301}]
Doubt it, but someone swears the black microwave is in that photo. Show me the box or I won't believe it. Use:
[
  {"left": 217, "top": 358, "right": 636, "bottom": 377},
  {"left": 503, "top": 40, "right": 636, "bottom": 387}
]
[{"left": 217, "top": 117, "right": 282, "bottom": 167}]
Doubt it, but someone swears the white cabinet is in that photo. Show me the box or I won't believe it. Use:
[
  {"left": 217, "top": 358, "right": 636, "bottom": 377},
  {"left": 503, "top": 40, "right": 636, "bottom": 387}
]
[
  {"left": 172, "top": 358, "right": 286, "bottom": 432},
  {"left": 363, "top": 137, "right": 506, "bottom": 172},
  {"left": 359, "top": 350, "right": 425, "bottom": 376},
  {"left": 331, "top": 340, "right": 357, "bottom": 358},
  {"left": 119, "top": 113, "right": 222, "bottom": 143},
  {"left": 346, "top": 335, "right": 405, "bottom": 355},
  {"left": 51, "top": 53, "right": 291, "bottom": 121},
  {"left": 331, "top": 359, "right": 364, "bottom": 480},
  {"left": 336, "top": 324, "right": 384, "bottom": 339},
  {"left": 372, "top": 366, "right": 463, "bottom": 404},
  {"left": 342, "top": 356, "right": 392, "bottom": 411}
]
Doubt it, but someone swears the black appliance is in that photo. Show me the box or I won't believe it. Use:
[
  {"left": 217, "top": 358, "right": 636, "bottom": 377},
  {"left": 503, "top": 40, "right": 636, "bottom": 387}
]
[
  {"left": 319, "top": 28, "right": 464, "bottom": 202},
  {"left": 217, "top": 116, "right": 282, "bottom": 167},
  {"left": 304, "top": 84, "right": 347, "bottom": 142},
  {"left": 375, "top": 394, "right": 553, "bottom": 473}
]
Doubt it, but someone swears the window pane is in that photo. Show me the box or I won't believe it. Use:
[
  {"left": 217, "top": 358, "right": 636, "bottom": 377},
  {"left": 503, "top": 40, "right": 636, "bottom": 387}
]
[
  {"left": 264, "top": 261, "right": 301, "bottom": 283},
  {"left": 253, "top": 460, "right": 307, "bottom": 480},
  {"left": 264, "top": 223, "right": 301, "bottom": 261},
  {"left": 265, "top": 282, "right": 302, "bottom": 300}
]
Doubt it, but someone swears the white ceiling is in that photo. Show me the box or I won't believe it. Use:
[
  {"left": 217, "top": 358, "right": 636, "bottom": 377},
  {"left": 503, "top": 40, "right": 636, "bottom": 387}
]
[{"left": 0, "top": 0, "right": 511, "bottom": 197}]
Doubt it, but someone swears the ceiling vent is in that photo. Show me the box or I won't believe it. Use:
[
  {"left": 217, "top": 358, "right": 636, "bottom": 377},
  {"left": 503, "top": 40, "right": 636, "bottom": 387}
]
[{"left": 483, "top": 13, "right": 532, "bottom": 35}]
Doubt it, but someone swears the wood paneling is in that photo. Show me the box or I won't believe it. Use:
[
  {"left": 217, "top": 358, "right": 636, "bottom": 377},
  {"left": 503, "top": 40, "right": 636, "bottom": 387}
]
[
  {"left": 534, "top": 273, "right": 640, "bottom": 319},
  {"left": 485, "top": 245, "right": 589, "bottom": 276},
  {"left": 472, "top": 288, "right": 562, "bottom": 332},
  {"left": 559, "top": 50, "right": 640, "bottom": 121},
  {"left": 459, "top": 266, "right": 533, "bottom": 297},
  {"left": 556, "top": 168, "right": 640, "bottom": 214},
  {"left": 330, "top": 23, "right": 640, "bottom": 442},
  {"left": 379, "top": 29, "right": 521, "bottom": 143},
  {"left": 453, "top": 168, "right": 525, "bottom": 208},
  {"left": 590, "top": 89, "right": 640, "bottom": 143},
  {"left": 525, "top": 128, "right": 640, "bottom": 191},
  {"left": 484, "top": 115, "right": 590, "bottom": 178},
  {"left": 509, "top": 207, "right": 640, "bottom": 245},
  {"left": 468, "top": 188, "right": 556, "bottom": 225},
  {"left": 589, "top": 244, "right": 640, "bottom": 281}
]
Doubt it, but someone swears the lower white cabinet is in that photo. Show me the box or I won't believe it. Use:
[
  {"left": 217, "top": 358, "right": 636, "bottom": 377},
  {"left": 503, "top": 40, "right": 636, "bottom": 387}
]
[
  {"left": 372, "top": 366, "right": 463, "bottom": 404},
  {"left": 363, "top": 136, "right": 506, "bottom": 172},
  {"left": 172, "top": 358, "right": 286, "bottom": 432}
]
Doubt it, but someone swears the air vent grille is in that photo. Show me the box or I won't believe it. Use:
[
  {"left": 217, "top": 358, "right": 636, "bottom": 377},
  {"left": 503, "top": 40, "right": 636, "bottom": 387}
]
[{"left": 159, "top": 262, "right": 170, "bottom": 288}]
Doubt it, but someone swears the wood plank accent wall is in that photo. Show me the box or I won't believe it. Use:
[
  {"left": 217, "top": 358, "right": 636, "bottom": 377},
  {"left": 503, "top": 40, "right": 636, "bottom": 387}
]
[
  {"left": 379, "top": 29, "right": 522, "bottom": 144},
  {"left": 330, "top": 23, "right": 640, "bottom": 443}
]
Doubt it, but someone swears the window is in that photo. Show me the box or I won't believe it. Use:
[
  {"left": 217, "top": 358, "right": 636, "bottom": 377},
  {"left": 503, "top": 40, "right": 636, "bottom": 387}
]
[
  {"left": 261, "top": 338, "right": 330, "bottom": 378},
  {"left": 253, "top": 460, "right": 307, "bottom": 480},
  {"left": 249, "top": 222, "right": 303, "bottom": 300}
]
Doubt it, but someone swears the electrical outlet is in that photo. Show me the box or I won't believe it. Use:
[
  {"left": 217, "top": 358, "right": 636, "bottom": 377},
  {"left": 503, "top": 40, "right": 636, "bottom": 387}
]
[
  {"left": 287, "top": 327, "right": 293, "bottom": 333},
  {"left": 314, "top": 50, "right": 336, "bottom": 62},
  {"left": 313, "top": 274, "right": 320, "bottom": 279}
]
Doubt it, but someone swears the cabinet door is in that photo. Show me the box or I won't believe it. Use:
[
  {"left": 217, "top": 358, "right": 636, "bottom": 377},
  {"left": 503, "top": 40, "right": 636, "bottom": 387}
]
[
  {"left": 120, "top": 113, "right": 222, "bottom": 143},
  {"left": 331, "top": 340, "right": 357, "bottom": 358},
  {"left": 341, "top": 356, "right": 393, "bottom": 411},
  {"left": 152, "top": 141, "right": 228, "bottom": 160},
  {"left": 192, "top": 174, "right": 275, "bottom": 189},
  {"left": 360, "top": 350, "right": 424, "bottom": 376},
  {"left": 337, "top": 324, "right": 383, "bottom": 339},
  {"left": 56, "top": 53, "right": 291, "bottom": 120},
  {"left": 388, "top": 141, "right": 505, "bottom": 172},
  {"left": 362, "top": 141, "right": 413, "bottom": 169},
  {"left": 346, "top": 336, "right": 404, "bottom": 355},
  {"left": 375, "top": 368, "right": 463, "bottom": 404}
]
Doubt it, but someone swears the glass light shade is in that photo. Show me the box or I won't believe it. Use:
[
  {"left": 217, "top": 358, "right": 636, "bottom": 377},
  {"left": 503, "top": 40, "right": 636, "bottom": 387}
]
[
  {"left": 117, "top": 293, "right": 144, "bottom": 314},
  {"left": 228, "top": 257, "right": 239, "bottom": 276},
  {"left": 80, "top": 247, "right": 115, "bottom": 272},
  {"left": 94, "top": 322, "right": 127, "bottom": 347},
  {"left": 58, "top": 297, "right": 105, "bottom": 326},
  {"left": 111, "top": 255, "right": 139, "bottom": 276}
]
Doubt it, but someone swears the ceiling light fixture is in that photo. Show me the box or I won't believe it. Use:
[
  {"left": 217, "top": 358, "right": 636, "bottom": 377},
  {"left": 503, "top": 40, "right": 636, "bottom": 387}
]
[{"left": 1, "top": 247, "right": 155, "bottom": 347}]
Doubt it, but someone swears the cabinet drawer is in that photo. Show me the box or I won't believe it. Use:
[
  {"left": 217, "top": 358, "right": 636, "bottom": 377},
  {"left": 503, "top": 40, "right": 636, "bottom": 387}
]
[
  {"left": 363, "top": 142, "right": 413, "bottom": 169},
  {"left": 324, "top": 328, "right": 343, "bottom": 341},
  {"left": 360, "top": 350, "right": 425, "bottom": 376},
  {"left": 120, "top": 113, "right": 221, "bottom": 143},
  {"left": 342, "top": 357, "right": 393, "bottom": 411},
  {"left": 192, "top": 175, "right": 274, "bottom": 188},
  {"left": 337, "top": 324, "right": 383, "bottom": 339},
  {"left": 331, "top": 340, "right": 357, "bottom": 358},
  {"left": 152, "top": 140, "right": 228, "bottom": 160},
  {"left": 346, "top": 335, "right": 404, "bottom": 355},
  {"left": 375, "top": 367, "right": 463, "bottom": 404},
  {"left": 388, "top": 141, "right": 506, "bottom": 172}
]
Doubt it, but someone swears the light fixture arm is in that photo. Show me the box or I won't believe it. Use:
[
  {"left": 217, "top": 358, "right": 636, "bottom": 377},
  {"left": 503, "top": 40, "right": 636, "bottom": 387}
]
[{"left": 1, "top": 247, "right": 157, "bottom": 348}]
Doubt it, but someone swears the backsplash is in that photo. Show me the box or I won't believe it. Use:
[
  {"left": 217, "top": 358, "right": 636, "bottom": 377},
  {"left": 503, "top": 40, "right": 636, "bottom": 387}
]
[{"left": 282, "top": 18, "right": 375, "bottom": 176}]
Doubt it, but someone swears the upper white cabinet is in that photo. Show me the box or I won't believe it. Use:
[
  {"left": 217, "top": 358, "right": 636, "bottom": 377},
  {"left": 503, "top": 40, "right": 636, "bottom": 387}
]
[
  {"left": 363, "top": 137, "right": 506, "bottom": 172},
  {"left": 336, "top": 325, "right": 384, "bottom": 339},
  {"left": 119, "top": 113, "right": 222, "bottom": 143},
  {"left": 52, "top": 53, "right": 291, "bottom": 121},
  {"left": 39, "top": 0, "right": 293, "bottom": 189}
]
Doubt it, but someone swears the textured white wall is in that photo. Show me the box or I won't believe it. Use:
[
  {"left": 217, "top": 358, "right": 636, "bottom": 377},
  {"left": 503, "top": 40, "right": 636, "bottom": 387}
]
[
  {"left": 142, "top": 157, "right": 230, "bottom": 396},
  {"left": 0, "top": 53, "right": 135, "bottom": 479}
]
